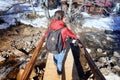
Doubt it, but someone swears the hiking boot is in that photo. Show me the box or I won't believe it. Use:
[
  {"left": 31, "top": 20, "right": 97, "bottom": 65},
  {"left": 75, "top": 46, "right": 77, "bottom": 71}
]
[
  {"left": 57, "top": 70, "right": 62, "bottom": 75},
  {"left": 80, "top": 76, "right": 87, "bottom": 80}
]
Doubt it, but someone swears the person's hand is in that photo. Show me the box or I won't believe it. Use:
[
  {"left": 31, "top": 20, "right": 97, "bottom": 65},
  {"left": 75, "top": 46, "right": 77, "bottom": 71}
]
[
  {"left": 63, "top": 16, "right": 67, "bottom": 23},
  {"left": 76, "top": 35, "right": 80, "bottom": 39},
  {"left": 76, "top": 39, "right": 83, "bottom": 48},
  {"left": 77, "top": 42, "right": 83, "bottom": 48}
]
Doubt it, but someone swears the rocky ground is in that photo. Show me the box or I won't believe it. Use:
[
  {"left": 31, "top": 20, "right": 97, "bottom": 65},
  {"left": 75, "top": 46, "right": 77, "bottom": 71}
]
[
  {"left": 0, "top": 22, "right": 120, "bottom": 80},
  {"left": 0, "top": 24, "right": 47, "bottom": 80}
]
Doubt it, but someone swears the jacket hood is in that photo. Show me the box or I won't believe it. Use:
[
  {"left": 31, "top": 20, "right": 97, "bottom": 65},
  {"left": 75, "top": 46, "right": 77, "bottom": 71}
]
[{"left": 50, "top": 19, "right": 65, "bottom": 31}]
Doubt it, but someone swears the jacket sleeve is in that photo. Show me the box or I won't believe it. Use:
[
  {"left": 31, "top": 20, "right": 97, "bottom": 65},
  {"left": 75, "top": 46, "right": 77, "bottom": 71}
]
[{"left": 65, "top": 28, "right": 77, "bottom": 39}]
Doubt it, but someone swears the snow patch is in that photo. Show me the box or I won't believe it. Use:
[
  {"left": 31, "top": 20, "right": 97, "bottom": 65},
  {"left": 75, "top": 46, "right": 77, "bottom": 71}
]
[{"left": 105, "top": 72, "right": 120, "bottom": 80}]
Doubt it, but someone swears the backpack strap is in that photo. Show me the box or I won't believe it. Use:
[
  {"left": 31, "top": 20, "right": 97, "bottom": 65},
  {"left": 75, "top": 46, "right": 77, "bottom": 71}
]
[
  {"left": 56, "top": 27, "right": 66, "bottom": 31},
  {"left": 50, "top": 27, "right": 66, "bottom": 32}
]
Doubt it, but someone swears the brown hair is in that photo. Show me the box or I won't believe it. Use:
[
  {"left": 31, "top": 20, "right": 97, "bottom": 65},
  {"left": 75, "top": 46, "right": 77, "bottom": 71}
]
[{"left": 54, "top": 10, "right": 65, "bottom": 20}]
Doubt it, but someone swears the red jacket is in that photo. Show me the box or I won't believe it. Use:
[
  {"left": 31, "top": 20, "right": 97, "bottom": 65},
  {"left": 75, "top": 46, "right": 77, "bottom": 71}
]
[{"left": 44, "top": 19, "right": 77, "bottom": 49}]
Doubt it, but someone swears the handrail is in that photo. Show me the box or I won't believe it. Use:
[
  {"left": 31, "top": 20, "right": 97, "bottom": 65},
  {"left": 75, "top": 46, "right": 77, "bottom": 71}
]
[
  {"left": 79, "top": 40, "right": 106, "bottom": 80},
  {"left": 66, "top": 21, "right": 106, "bottom": 80},
  {"left": 21, "top": 33, "right": 45, "bottom": 80}
]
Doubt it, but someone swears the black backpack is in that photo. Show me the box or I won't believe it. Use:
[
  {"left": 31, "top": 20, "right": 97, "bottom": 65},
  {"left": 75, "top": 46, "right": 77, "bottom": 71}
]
[{"left": 46, "top": 28, "right": 64, "bottom": 53}]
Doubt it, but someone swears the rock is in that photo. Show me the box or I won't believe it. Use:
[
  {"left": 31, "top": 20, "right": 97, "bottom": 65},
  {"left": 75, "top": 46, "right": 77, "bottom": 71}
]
[
  {"left": 104, "top": 30, "right": 113, "bottom": 34},
  {"left": 86, "top": 48, "right": 91, "bottom": 53},
  {"left": 97, "top": 48, "right": 103, "bottom": 53},
  {"left": 1, "top": 51, "right": 8, "bottom": 58},
  {"left": 106, "top": 36, "right": 113, "bottom": 41},
  {"left": 0, "top": 56, "right": 5, "bottom": 62},
  {"left": 113, "top": 65, "right": 120, "bottom": 71},
  {"left": 104, "top": 72, "right": 120, "bottom": 80},
  {"left": 12, "top": 48, "right": 26, "bottom": 57},
  {"left": 110, "top": 56, "right": 118, "bottom": 63},
  {"left": 0, "top": 60, "right": 23, "bottom": 79},
  {"left": 102, "top": 40, "right": 107, "bottom": 45},
  {"left": 0, "top": 56, "right": 6, "bottom": 63},
  {"left": 102, "top": 51, "right": 107, "bottom": 55},
  {"left": 21, "top": 27, "right": 32, "bottom": 35},
  {"left": 100, "top": 68, "right": 110, "bottom": 75},
  {"left": 26, "top": 48, "right": 31, "bottom": 53},
  {"left": 113, "top": 51, "right": 120, "bottom": 58},
  {"left": 98, "top": 57, "right": 109, "bottom": 63},
  {"left": 95, "top": 62, "right": 104, "bottom": 68}
]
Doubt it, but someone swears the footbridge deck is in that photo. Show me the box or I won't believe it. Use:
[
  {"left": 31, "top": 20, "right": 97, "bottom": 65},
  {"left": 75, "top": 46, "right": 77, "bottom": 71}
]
[{"left": 43, "top": 49, "right": 79, "bottom": 80}]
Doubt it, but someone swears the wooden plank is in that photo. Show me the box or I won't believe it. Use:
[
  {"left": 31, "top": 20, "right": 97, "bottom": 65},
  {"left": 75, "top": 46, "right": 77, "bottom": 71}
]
[
  {"left": 63, "top": 49, "right": 80, "bottom": 80},
  {"left": 43, "top": 49, "right": 80, "bottom": 80},
  {"left": 43, "top": 53, "right": 61, "bottom": 80}
]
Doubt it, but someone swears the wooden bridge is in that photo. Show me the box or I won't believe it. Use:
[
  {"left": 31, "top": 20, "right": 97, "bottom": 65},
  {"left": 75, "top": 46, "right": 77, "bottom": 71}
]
[
  {"left": 43, "top": 49, "right": 80, "bottom": 80},
  {"left": 19, "top": 32, "right": 106, "bottom": 80}
]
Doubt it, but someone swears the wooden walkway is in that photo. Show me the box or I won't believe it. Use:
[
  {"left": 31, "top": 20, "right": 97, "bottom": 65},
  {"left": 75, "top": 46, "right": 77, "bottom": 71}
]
[
  {"left": 18, "top": 29, "right": 106, "bottom": 80},
  {"left": 43, "top": 49, "right": 79, "bottom": 80},
  {"left": 18, "top": 40, "right": 105, "bottom": 80}
]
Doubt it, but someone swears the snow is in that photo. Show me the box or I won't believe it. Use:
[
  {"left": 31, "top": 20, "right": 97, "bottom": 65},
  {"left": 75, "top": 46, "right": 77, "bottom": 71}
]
[
  {"left": 105, "top": 72, "right": 120, "bottom": 80},
  {"left": 0, "top": 0, "right": 22, "bottom": 11},
  {"left": 19, "top": 8, "right": 60, "bottom": 28},
  {"left": 0, "top": 0, "right": 60, "bottom": 29},
  {"left": 0, "top": 23, "right": 10, "bottom": 29},
  {"left": 0, "top": 0, "right": 120, "bottom": 30},
  {"left": 81, "top": 12, "right": 120, "bottom": 30},
  {"left": 83, "top": 17, "right": 112, "bottom": 30}
]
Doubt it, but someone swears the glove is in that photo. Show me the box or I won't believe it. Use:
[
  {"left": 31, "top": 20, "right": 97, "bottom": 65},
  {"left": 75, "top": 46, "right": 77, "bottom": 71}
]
[
  {"left": 72, "top": 39, "right": 77, "bottom": 44},
  {"left": 72, "top": 39, "right": 83, "bottom": 48}
]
